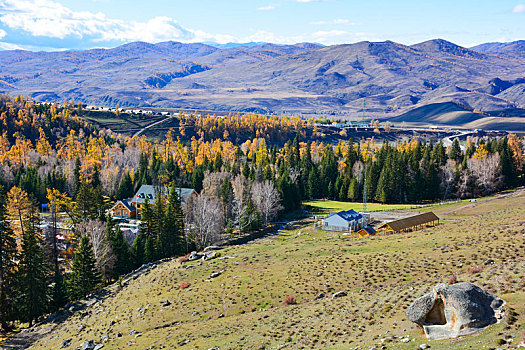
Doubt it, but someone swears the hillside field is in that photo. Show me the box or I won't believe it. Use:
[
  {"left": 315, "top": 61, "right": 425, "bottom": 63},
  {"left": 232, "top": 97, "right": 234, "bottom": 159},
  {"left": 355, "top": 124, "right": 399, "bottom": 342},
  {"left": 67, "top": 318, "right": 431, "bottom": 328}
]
[{"left": 16, "top": 189, "right": 525, "bottom": 350}]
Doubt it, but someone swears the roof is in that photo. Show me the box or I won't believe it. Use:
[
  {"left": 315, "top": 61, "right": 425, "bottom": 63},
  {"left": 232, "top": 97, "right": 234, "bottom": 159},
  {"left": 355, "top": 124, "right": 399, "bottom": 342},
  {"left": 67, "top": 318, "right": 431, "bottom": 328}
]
[
  {"left": 358, "top": 226, "right": 377, "bottom": 235},
  {"left": 111, "top": 199, "right": 136, "bottom": 212},
  {"left": 326, "top": 209, "right": 363, "bottom": 222},
  {"left": 378, "top": 212, "right": 439, "bottom": 232},
  {"left": 131, "top": 185, "right": 195, "bottom": 205}
]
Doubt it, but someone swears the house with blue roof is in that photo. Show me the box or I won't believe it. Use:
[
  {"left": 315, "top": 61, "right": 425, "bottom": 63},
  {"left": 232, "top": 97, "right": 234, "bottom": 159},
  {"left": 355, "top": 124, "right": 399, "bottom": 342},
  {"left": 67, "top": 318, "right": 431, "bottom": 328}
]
[{"left": 320, "top": 209, "right": 368, "bottom": 233}]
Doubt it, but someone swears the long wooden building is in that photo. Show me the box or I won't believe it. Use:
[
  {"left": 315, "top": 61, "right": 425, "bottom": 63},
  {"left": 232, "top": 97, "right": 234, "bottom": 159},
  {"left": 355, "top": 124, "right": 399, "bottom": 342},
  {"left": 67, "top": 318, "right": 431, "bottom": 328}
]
[{"left": 377, "top": 212, "right": 439, "bottom": 235}]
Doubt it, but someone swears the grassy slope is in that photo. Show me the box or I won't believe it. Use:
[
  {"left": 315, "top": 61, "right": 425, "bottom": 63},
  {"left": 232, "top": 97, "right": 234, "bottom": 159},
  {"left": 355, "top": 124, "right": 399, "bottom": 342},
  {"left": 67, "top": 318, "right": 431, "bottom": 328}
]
[
  {"left": 30, "top": 190, "right": 525, "bottom": 350},
  {"left": 304, "top": 200, "right": 422, "bottom": 214}
]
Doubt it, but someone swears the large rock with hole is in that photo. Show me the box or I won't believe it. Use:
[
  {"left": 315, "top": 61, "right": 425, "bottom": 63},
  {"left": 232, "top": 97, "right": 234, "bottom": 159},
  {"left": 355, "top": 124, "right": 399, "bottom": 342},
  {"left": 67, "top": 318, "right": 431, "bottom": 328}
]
[{"left": 406, "top": 283, "right": 504, "bottom": 340}]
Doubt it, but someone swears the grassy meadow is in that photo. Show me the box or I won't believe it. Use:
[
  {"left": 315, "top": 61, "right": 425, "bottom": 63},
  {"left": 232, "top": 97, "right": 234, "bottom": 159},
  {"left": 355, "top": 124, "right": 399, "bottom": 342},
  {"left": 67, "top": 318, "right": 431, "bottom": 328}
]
[{"left": 26, "top": 189, "right": 525, "bottom": 349}]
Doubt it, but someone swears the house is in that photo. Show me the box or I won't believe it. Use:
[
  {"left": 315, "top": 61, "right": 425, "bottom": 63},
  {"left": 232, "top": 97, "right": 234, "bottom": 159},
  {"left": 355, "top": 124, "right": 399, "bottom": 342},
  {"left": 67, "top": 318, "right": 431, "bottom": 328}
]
[
  {"left": 320, "top": 209, "right": 368, "bottom": 233},
  {"left": 357, "top": 226, "right": 377, "bottom": 237},
  {"left": 110, "top": 199, "right": 136, "bottom": 218},
  {"left": 377, "top": 212, "right": 439, "bottom": 235},
  {"left": 130, "top": 185, "right": 196, "bottom": 217}
]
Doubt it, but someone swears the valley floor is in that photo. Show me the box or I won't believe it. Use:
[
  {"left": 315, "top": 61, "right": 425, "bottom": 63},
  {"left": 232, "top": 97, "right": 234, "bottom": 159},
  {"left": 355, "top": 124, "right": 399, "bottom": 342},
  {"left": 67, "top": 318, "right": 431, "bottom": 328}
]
[{"left": 7, "top": 189, "right": 525, "bottom": 349}]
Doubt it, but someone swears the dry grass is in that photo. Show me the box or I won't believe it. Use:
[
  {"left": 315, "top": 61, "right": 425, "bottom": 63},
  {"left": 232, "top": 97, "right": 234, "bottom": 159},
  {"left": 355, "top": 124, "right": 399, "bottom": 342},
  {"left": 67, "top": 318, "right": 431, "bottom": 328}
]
[{"left": 27, "top": 189, "right": 525, "bottom": 350}]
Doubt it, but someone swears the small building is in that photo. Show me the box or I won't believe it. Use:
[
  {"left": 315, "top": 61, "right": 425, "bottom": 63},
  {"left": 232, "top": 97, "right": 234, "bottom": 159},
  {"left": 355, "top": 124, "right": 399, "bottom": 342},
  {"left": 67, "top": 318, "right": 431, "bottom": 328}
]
[
  {"left": 357, "top": 226, "right": 377, "bottom": 237},
  {"left": 110, "top": 199, "right": 137, "bottom": 219},
  {"left": 130, "top": 185, "right": 196, "bottom": 217},
  {"left": 320, "top": 209, "right": 368, "bottom": 233},
  {"left": 377, "top": 212, "right": 439, "bottom": 235}
]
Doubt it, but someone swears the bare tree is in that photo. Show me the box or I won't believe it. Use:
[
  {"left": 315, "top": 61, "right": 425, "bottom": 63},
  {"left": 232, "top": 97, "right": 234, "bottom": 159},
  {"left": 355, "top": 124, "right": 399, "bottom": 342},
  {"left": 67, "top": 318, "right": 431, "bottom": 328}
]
[
  {"left": 190, "top": 193, "right": 224, "bottom": 249},
  {"left": 251, "top": 180, "right": 283, "bottom": 226},
  {"left": 440, "top": 159, "right": 456, "bottom": 200},
  {"left": 467, "top": 152, "right": 501, "bottom": 195},
  {"left": 352, "top": 161, "right": 364, "bottom": 184},
  {"left": 232, "top": 174, "right": 256, "bottom": 232},
  {"left": 77, "top": 219, "right": 115, "bottom": 280}
]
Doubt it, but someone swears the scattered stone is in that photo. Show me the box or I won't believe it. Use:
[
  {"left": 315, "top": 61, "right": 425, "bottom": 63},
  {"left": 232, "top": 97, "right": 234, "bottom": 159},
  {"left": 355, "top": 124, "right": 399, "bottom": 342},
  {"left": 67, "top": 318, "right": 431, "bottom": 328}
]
[
  {"left": 400, "top": 338, "right": 410, "bottom": 343},
  {"left": 317, "top": 272, "right": 323, "bottom": 276},
  {"left": 332, "top": 291, "right": 347, "bottom": 299},
  {"left": 419, "top": 344, "right": 429, "bottom": 349},
  {"left": 210, "top": 271, "right": 223, "bottom": 278},
  {"left": 178, "top": 339, "right": 190, "bottom": 346},
  {"left": 94, "top": 345, "right": 104, "bottom": 350},
  {"left": 82, "top": 340, "right": 96, "bottom": 350},
  {"left": 116, "top": 332, "right": 122, "bottom": 338},
  {"left": 204, "top": 246, "right": 221, "bottom": 251},
  {"left": 484, "top": 259, "right": 495, "bottom": 265},
  {"left": 109, "top": 320, "right": 115, "bottom": 326},
  {"left": 60, "top": 338, "right": 72, "bottom": 348},
  {"left": 161, "top": 300, "right": 171, "bottom": 307},
  {"left": 407, "top": 282, "right": 505, "bottom": 340},
  {"left": 129, "top": 329, "right": 138, "bottom": 335}
]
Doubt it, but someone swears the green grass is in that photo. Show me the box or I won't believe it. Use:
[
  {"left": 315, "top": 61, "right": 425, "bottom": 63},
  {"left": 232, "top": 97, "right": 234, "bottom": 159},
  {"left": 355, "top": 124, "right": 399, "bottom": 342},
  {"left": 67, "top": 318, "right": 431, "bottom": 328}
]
[
  {"left": 26, "top": 190, "right": 525, "bottom": 350},
  {"left": 304, "top": 199, "right": 421, "bottom": 213}
]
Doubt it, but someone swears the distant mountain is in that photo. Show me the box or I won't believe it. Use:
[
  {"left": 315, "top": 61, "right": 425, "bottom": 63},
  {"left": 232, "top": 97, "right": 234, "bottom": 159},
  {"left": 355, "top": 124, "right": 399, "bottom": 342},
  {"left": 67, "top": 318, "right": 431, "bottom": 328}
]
[
  {"left": 0, "top": 39, "right": 524, "bottom": 117},
  {"left": 471, "top": 40, "right": 525, "bottom": 60}
]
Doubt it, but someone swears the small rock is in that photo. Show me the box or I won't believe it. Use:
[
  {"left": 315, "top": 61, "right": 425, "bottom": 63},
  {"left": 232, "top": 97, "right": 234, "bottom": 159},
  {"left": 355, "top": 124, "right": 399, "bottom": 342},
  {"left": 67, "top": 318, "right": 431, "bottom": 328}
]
[
  {"left": 100, "top": 335, "right": 109, "bottom": 342},
  {"left": 483, "top": 259, "right": 495, "bottom": 265},
  {"left": 94, "top": 345, "right": 104, "bottom": 350},
  {"left": 400, "top": 338, "right": 410, "bottom": 343},
  {"left": 419, "top": 344, "right": 429, "bottom": 349},
  {"left": 60, "top": 338, "right": 72, "bottom": 348},
  {"left": 210, "top": 271, "right": 223, "bottom": 278},
  {"left": 332, "top": 291, "right": 347, "bottom": 299},
  {"left": 317, "top": 271, "right": 323, "bottom": 276},
  {"left": 178, "top": 339, "right": 190, "bottom": 346},
  {"left": 82, "top": 340, "right": 95, "bottom": 350},
  {"left": 314, "top": 293, "right": 325, "bottom": 300},
  {"left": 116, "top": 332, "right": 122, "bottom": 338},
  {"left": 161, "top": 300, "right": 171, "bottom": 307}
]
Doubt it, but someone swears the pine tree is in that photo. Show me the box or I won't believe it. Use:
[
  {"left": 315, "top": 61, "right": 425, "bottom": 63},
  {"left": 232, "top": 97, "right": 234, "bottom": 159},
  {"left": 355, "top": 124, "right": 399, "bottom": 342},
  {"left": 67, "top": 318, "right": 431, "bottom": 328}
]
[
  {"left": 116, "top": 173, "right": 134, "bottom": 200},
  {"left": 68, "top": 235, "right": 101, "bottom": 300},
  {"left": 50, "top": 268, "right": 68, "bottom": 312},
  {"left": 131, "top": 234, "right": 144, "bottom": 268},
  {"left": 16, "top": 214, "right": 48, "bottom": 326},
  {"left": 144, "top": 235, "right": 155, "bottom": 263},
  {"left": 107, "top": 218, "right": 132, "bottom": 278},
  {"left": 73, "top": 157, "right": 81, "bottom": 196},
  {"left": 0, "top": 206, "right": 17, "bottom": 330}
]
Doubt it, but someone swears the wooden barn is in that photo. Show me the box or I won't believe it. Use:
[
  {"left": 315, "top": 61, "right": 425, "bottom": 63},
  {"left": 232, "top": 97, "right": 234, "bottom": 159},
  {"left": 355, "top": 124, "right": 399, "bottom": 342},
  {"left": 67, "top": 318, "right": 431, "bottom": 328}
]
[
  {"left": 377, "top": 212, "right": 439, "bottom": 235},
  {"left": 357, "top": 226, "right": 377, "bottom": 237}
]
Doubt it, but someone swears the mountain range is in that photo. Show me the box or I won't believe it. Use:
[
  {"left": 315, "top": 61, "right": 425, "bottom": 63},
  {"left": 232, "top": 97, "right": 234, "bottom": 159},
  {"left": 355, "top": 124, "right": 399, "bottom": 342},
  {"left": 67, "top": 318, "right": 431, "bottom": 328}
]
[{"left": 0, "top": 39, "right": 524, "bottom": 117}]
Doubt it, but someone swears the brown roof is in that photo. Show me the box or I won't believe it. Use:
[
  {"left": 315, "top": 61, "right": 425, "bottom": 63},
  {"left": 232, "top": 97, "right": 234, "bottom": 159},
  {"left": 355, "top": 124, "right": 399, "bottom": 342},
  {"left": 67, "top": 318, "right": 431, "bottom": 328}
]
[{"left": 377, "top": 212, "right": 439, "bottom": 232}]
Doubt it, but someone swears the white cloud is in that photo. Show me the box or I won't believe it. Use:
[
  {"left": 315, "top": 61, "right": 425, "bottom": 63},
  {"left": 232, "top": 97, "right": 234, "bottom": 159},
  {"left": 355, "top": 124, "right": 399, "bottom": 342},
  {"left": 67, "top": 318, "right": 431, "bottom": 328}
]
[
  {"left": 0, "top": 0, "right": 235, "bottom": 44},
  {"left": 257, "top": 5, "right": 276, "bottom": 10},
  {"left": 512, "top": 4, "right": 525, "bottom": 13},
  {"left": 0, "top": 29, "right": 6, "bottom": 39},
  {"left": 310, "top": 19, "right": 358, "bottom": 25}
]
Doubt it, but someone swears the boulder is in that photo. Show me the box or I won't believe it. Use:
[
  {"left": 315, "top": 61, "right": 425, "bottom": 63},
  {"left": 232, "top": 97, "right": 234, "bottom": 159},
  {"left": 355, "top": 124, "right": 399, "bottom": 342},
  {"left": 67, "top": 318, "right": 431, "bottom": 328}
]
[
  {"left": 201, "top": 251, "right": 218, "bottom": 261},
  {"left": 204, "top": 246, "right": 222, "bottom": 252},
  {"left": 332, "top": 291, "right": 347, "bottom": 299},
  {"left": 407, "top": 283, "right": 504, "bottom": 340},
  {"left": 188, "top": 251, "right": 202, "bottom": 261}
]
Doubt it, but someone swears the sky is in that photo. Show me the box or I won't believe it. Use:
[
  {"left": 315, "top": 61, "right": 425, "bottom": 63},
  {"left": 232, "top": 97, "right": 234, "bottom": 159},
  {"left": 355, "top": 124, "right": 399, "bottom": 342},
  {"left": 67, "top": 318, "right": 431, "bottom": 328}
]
[{"left": 0, "top": 0, "right": 524, "bottom": 51}]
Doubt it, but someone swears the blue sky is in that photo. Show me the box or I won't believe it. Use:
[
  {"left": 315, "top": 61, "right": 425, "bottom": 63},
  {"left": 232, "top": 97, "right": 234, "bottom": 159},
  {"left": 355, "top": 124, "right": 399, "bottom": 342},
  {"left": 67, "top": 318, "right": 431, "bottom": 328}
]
[{"left": 0, "top": 0, "right": 524, "bottom": 51}]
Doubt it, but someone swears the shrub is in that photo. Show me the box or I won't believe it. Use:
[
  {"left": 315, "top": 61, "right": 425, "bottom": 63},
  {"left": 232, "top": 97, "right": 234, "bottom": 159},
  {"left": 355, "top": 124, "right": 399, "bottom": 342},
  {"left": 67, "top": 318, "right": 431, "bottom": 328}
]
[
  {"left": 283, "top": 295, "right": 297, "bottom": 306},
  {"left": 180, "top": 282, "right": 191, "bottom": 290},
  {"left": 179, "top": 253, "right": 191, "bottom": 264},
  {"left": 447, "top": 274, "right": 458, "bottom": 285},
  {"left": 468, "top": 266, "right": 483, "bottom": 274}
]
